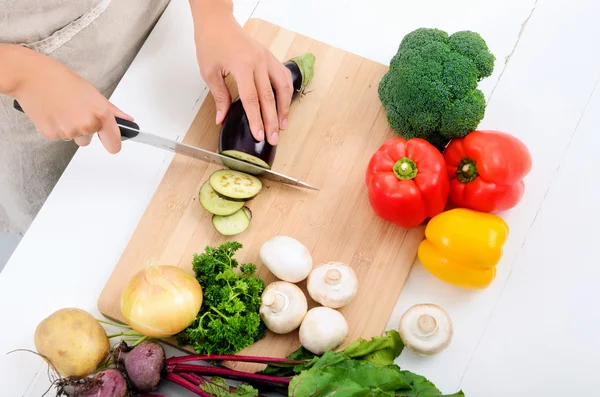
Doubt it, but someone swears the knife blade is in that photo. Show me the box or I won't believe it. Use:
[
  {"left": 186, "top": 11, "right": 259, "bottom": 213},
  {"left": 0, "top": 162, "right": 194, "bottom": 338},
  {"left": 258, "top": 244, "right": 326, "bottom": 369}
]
[{"left": 13, "top": 100, "right": 318, "bottom": 191}]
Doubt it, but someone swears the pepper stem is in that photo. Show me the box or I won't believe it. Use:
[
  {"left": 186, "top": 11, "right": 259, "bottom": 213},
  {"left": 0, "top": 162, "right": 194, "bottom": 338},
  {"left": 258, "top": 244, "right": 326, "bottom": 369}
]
[
  {"left": 392, "top": 158, "right": 418, "bottom": 180},
  {"left": 456, "top": 158, "right": 478, "bottom": 183}
]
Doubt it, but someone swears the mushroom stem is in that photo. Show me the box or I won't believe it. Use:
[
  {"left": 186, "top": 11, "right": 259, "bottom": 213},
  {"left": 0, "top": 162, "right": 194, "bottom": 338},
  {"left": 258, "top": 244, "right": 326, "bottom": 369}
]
[
  {"left": 263, "top": 292, "right": 285, "bottom": 313},
  {"left": 324, "top": 269, "right": 342, "bottom": 285},
  {"left": 417, "top": 314, "right": 438, "bottom": 336}
]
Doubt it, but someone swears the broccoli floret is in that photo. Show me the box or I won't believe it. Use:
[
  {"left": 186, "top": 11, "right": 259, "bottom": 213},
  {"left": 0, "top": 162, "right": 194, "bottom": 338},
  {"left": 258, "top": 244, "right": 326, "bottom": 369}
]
[{"left": 379, "top": 28, "right": 495, "bottom": 150}]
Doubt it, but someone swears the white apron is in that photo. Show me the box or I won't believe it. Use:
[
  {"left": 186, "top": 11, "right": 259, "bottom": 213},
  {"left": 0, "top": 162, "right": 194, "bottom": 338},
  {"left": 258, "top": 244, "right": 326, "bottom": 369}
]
[{"left": 0, "top": 0, "right": 171, "bottom": 235}]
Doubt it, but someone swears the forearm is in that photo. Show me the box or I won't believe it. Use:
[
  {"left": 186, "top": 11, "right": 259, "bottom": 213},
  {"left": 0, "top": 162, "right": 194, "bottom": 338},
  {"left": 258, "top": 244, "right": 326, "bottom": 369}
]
[
  {"left": 189, "top": 0, "right": 234, "bottom": 30},
  {"left": 0, "top": 43, "right": 39, "bottom": 97}
]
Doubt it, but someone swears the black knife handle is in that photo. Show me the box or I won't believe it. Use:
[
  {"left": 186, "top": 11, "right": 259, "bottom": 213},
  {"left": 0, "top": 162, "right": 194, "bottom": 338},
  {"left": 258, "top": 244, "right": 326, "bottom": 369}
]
[{"left": 13, "top": 99, "right": 140, "bottom": 140}]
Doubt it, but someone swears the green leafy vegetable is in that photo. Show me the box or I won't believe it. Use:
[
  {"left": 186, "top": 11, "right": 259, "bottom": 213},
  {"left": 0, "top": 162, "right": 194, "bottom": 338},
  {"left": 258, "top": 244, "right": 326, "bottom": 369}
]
[
  {"left": 394, "top": 371, "right": 465, "bottom": 397},
  {"left": 166, "top": 330, "right": 464, "bottom": 397},
  {"left": 338, "top": 329, "right": 404, "bottom": 366},
  {"left": 199, "top": 377, "right": 259, "bottom": 397},
  {"left": 176, "top": 241, "right": 266, "bottom": 355},
  {"left": 260, "top": 329, "right": 405, "bottom": 377},
  {"left": 289, "top": 351, "right": 411, "bottom": 396}
]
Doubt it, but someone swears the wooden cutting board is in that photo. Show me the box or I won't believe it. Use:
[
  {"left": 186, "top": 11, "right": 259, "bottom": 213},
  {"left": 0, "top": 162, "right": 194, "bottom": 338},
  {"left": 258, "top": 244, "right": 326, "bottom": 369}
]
[{"left": 98, "top": 18, "right": 424, "bottom": 372}]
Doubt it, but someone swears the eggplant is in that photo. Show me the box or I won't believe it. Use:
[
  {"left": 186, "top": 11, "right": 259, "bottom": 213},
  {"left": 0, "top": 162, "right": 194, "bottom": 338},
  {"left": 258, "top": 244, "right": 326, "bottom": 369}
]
[
  {"left": 199, "top": 180, "right": 245, "bottom": 216},
  {"left": 219, "top": 53, "right": 316, "bottom": 174},
  {"left": 212, "top": 206, "right": 252, "bottom": 236},
  {"left": 208, "top": 169, "right": 263, "bottom": 201}
]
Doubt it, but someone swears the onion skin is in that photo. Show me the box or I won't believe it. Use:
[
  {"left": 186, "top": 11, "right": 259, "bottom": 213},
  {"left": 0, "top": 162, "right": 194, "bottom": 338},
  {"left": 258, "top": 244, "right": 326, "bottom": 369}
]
[{"left": 120, "top": 264, "right": 203, "bottom": 338}]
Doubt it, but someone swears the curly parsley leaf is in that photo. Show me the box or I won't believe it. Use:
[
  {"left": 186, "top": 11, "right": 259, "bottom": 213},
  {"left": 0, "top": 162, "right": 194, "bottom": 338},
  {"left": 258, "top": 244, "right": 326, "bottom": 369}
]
[{"left": 176, "top": 241, "right": 266, "bottom": 355}]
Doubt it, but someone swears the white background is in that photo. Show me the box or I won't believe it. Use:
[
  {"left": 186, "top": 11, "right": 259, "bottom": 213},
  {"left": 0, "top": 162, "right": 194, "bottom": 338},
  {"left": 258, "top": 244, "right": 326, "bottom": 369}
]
[{"left": 1, "top": 0, "right": 599, "bottom": 396}]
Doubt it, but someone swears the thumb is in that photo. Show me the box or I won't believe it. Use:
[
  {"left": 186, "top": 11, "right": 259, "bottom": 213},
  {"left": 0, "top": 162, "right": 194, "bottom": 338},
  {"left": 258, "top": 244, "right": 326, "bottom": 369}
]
[{"left": 206, "top": 74, "right": 232, "bottom": 125}]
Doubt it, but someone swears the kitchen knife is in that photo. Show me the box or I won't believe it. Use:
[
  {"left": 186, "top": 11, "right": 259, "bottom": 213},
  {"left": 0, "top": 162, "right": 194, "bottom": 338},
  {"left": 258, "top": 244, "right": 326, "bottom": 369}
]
[{"left": 13, "top": 100, "right": 318, "bottom": 191}]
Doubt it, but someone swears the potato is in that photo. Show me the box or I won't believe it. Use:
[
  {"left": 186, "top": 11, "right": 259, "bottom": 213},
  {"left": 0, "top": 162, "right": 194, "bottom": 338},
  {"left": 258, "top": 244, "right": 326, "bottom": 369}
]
[{"left": 34, "top": 308, "right": 110, "bottom": 377}]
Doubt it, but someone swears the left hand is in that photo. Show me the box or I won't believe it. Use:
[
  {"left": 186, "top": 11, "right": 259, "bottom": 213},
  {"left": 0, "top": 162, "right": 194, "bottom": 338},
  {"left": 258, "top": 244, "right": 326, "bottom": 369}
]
[{"left": 190, "top": 0, "right": 293, "bottom": 146}]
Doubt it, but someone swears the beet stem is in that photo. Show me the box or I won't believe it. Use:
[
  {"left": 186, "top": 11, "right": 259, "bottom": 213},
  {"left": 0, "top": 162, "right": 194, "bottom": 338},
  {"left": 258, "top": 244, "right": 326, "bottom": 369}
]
[
  {"left": 179, "top": 372, "right": 206, "bottom": 386},
  {"left": 171, "top": 364, "right": 290, "bottom": 387},
  {"left": 166, "top": 372, "right": 213, "bottom": 397},
  {"left": 166, "top": 354, "right": 306, "bottom": 366}
]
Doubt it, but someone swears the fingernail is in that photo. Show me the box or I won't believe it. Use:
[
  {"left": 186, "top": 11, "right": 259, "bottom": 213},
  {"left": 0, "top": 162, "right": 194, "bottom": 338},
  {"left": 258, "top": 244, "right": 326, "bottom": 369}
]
[
  {"left": 281, "top": 119, "right": 288, "bottom": 129},
  {"left": 258, "top": 130, "right": 265, "bottom": 140},
  {"left": 216, "top": 111, "right": 223, "bottom": 124},
  {"left": 271, "top": 132, "right": 279, "bottom": 145}
]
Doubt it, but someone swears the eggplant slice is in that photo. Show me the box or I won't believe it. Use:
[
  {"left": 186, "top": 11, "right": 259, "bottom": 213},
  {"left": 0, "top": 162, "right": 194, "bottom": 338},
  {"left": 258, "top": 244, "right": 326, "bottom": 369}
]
[
  {"left": 199, "top": 180, "right": 245, "bottom": 216},
  {"left": 208, "top": 169, "right": 263, "bottom": 201},
  {"left": 212, "top": 206, "right": 252, "bottom": 236}
]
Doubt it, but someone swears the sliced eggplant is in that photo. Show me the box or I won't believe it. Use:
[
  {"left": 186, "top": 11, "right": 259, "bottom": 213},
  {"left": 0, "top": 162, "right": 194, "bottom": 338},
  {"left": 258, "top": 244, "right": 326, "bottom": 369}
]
[
  {"left": 212, "top": 206, "right": 252, "bottom": 236},
  {"left": 208, "top": 169, "right": 262, "bottom": 201},
  {"left": 220, "top": 150, "right": 269, "bottom": 176},
  {"left": 199, "top": 180, "right": 245, "bottom": 216},
  {"left": 218, "top": 53, "right": 316, "bottom": 172}
]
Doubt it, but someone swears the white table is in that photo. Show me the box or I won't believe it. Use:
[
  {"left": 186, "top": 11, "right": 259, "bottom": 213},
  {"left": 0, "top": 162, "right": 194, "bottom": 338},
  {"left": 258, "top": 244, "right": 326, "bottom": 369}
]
[{"left": 1, "top": 1, "right": 599, "bottom": 395}]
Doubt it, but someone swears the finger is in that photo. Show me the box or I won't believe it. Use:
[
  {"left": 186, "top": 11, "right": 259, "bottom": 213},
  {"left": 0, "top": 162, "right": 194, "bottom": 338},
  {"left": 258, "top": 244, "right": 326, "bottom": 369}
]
[
  {"left": 236, "top": 70, "right": 264, "bottom": 141},
  {"left": 270, "top": 62, "right": 294, "bottom": 131},
  {"left": 109, "top": 102, "right": 134, "bottom": 121},
  {"left": 74, "top": 134, "right": 93, "bottom": 147},
  {"left": 255, "top": 65, "right": 280, "bottom": 145},
  {"left": 205, "top": 73, "right": 232, "bottom": 125},
  {"left": 97, "top": 112, "right": 122, "bottom": 154}
]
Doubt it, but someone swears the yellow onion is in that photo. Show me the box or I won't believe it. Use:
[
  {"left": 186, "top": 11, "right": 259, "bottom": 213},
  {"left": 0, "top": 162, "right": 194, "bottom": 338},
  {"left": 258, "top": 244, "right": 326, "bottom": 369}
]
[{"left": 120, "top": 262, "right": 203, "bottom": 338}]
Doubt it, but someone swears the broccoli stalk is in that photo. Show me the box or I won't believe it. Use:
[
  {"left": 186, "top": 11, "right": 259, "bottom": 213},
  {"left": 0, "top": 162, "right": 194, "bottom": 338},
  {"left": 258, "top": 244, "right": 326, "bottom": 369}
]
[
  {"left": 176, "top": 241, "right": 266, "bottom": 355},
  {"left": 378, "top": 28, "right": 496, "bottom": 151}
]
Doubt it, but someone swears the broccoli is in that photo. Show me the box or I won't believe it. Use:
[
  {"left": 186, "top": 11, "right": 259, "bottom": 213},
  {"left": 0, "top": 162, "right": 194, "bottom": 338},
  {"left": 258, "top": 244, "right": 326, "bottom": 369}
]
[{"left": 378, "top": 28, "right": 495, "bottom": 151}]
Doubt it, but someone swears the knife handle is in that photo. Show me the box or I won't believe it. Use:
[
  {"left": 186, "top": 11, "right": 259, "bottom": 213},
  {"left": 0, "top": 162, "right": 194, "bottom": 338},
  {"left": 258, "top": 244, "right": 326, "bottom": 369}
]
[{"left": 13, "top": 99, "right": 140, "bottom": 140}]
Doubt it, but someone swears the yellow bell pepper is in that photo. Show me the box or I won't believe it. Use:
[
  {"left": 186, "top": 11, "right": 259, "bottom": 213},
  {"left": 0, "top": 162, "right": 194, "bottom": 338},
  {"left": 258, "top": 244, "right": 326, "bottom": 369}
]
[{"left": 417, "top": 208, "right": 509, "bottom": 289}]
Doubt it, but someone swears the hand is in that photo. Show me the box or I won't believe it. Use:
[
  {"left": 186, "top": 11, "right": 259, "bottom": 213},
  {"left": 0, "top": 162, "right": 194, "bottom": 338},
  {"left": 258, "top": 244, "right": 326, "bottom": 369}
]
[
  {"left": 191, "top": 0, "right": 293, "bottom": 145},
  {"left": 10, "top": 46, "right": 132, "bottom": 154}
]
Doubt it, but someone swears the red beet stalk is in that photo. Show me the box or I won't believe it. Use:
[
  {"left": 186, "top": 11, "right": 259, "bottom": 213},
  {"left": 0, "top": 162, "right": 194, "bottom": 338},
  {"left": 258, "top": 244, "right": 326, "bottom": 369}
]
[
  {"left": 165, "top": 373, "right": 214, "bottom": 397},
  {"left": 170, "top": 363, "right": 291, "bottom": 388},
  {"left": 166, "top": 354, "right": 306, "bottom": 366}
]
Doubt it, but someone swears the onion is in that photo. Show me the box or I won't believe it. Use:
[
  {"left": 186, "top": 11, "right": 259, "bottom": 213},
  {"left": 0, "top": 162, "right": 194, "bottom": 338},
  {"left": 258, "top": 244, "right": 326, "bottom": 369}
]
[{"left": 120, "top": 262, "right": 203, "bottom": 338}]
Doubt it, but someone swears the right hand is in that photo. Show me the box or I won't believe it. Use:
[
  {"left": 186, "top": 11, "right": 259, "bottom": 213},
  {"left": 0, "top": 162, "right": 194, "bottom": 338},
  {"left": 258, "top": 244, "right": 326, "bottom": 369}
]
[{"left": 12, "top": 49, "right": 132, "bottom": 154}]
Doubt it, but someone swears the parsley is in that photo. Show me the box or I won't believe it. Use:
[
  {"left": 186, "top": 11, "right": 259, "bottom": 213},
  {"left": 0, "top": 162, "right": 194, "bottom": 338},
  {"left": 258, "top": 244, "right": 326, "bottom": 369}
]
[{"left": 176, "top": 241, "right": 266, "bottom": 355}]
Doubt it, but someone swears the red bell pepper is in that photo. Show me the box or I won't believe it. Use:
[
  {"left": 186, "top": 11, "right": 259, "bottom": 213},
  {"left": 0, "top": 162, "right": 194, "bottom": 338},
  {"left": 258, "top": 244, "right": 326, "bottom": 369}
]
[
  {"left": 444, "top": 130, "right": 532, "bottom": 213},
  {"left": 365, "top": 137, "right": 450, "bottom": 229}
]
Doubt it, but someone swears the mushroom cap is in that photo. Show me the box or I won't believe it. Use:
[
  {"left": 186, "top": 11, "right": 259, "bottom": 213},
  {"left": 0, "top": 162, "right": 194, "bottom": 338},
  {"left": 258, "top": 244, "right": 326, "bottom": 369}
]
[
  {"left": 259, "top": 236, "right": 313, "bottom": 283},
  {"left": 398, "top": 303, "right": 453, "bottom": 356},
  {"left": 299, "top": 307, "right": 349, "bottom": 355},
  {"left": 306, "top": 262, "right": 358, "bottom": 308},
  {"left": 259, "top": 281, "right": 308, "bottom": 334}
]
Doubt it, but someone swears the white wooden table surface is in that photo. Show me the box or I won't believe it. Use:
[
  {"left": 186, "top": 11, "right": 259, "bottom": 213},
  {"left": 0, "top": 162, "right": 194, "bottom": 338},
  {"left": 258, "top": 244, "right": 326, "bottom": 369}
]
[{"left": 1, "top": 1, "right": 599, "bottom": 395}]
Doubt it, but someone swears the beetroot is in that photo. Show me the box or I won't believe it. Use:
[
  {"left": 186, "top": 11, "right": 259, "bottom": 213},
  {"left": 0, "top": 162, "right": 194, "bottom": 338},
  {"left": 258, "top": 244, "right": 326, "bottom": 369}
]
[
  {"left": 117, "top": 340, "right": 165, "bottom": 392},
  {"left": 58, "top": 369, "right": 127, "bottom": 397}
]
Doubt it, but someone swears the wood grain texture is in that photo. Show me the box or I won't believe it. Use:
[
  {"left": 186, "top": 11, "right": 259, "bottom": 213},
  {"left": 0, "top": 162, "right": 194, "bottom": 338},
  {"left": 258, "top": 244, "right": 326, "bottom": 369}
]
[{"left": 97, "top": 18, "right": 424, "bottom": 372}]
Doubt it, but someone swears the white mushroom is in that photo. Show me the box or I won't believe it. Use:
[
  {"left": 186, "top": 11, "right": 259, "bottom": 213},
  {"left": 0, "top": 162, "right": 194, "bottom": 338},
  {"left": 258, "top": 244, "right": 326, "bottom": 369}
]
[
  {"left": 398, "top": 303, "right": 453, "bottom": 356},
  {"left": 299, "top": 307, "right": 349, "bottom": 355},
  {"left": 306, "top": 262, "right": 358, "bottom": 308},
  {"left": 259, "top": 236, "right": 313, "bottom": 283},
  {"left": 259, "top": 281, "right": 308, "bottom": 334}
]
